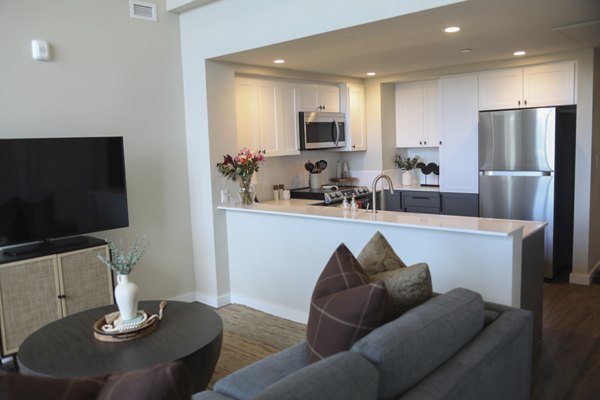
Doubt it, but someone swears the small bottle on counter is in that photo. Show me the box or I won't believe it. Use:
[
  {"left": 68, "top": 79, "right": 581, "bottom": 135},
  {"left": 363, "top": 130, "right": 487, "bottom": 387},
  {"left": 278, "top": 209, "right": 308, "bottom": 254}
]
[
  {"left": 336, "top": 160, "right": 342, "bottom": 179},
  {"left": 278, "top": 184, "right": 284, "bottom": 199},
  {"left": 342, "top": 161, "right": 350, "bottom": 178},
  {"left": 273, "top": 185, "right": 280, "bottom": 201}
]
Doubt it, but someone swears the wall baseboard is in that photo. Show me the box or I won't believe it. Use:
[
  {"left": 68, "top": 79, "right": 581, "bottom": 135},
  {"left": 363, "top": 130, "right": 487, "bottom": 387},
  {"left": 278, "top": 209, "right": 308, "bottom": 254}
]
[
  {"left": 230, "top": 294, "right": 308, "bottom": 324},
  {"left": 169, "top": 291, "right": 232, "bottom": 308},
  {"left": 569, "top": 260, "right": 600, "bottom": 286}
]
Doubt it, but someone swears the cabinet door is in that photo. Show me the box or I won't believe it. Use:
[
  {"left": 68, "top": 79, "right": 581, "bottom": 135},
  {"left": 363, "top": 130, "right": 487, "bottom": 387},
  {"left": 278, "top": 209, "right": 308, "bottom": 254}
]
[
  {"left": 523, "top": 61, "right": 575, "bottom": 107},
  {"left": 0, "top": 256, "right": 62, "bottom": 355},
  {"left": 422, "top": 80, "right": 440, "bottom": 147},
  {"left": 257, "top": 81, "right": 280, "bottom": 154},
  {"left": 297, "top": 85, "right": 320, "bottom": 111},
  {"left": 395, "top": 83, "right": 424, "bottom": 147},
  {"left": 347, "top": 84, "right": 366, "bottom": 151},
  {"left": 439, "top": 74, "right": 479, "bottom": 194},
  {"left": 478, "top": 68, "right": 523, "bottom": 110},
  {"left": 279, "top": 84, "right": 301, "bottom": 156},
  {"left": 57, "top": 246, "right": 114, "bottom": 317},
  {"left": 235, "top": 78, "right": 260, "bottom": 150},
  {"left": 318, "top": 85, "right": 340, "bottom": 112}
]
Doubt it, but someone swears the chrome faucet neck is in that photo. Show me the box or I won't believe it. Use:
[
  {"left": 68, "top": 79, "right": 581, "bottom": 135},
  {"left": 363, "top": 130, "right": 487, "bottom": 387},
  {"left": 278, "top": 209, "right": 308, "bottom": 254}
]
[{"left": 371, "top": 174, "right": 394, "bottom": 214}]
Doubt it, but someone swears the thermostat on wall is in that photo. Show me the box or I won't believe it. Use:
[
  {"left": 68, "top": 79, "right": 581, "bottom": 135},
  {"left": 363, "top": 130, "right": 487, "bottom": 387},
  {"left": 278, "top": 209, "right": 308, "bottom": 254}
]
[{"left": 31, "top": 39, "right": 49, "bottom": 61}]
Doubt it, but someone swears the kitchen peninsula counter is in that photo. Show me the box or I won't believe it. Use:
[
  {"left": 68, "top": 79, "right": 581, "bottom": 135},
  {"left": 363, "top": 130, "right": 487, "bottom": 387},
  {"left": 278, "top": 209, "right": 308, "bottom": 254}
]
[{"left": 218, "top": 201, "right": 545, "bottom": 347}]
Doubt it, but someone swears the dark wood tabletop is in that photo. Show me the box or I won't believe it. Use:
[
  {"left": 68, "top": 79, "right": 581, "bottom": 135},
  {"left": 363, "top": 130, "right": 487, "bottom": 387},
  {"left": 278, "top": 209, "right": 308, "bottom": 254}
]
[{"left": 17, "top": 300, "right": 223, "bottom": 393}]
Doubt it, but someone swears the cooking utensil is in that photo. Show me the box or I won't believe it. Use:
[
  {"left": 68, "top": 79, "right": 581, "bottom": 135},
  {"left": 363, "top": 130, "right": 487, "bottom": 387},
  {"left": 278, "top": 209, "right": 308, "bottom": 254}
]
[
  {"left": 316, "top": 160, "right": 327, "bottom": 171},
  {"left": 304, "top": 161, "right": 314, "bottom": 173}
]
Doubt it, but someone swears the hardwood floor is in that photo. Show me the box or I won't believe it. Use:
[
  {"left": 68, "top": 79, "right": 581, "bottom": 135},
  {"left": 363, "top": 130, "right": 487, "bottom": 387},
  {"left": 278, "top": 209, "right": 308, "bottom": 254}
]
[{"left": 531, "top": 279, "right": 600, "bottom": 400}]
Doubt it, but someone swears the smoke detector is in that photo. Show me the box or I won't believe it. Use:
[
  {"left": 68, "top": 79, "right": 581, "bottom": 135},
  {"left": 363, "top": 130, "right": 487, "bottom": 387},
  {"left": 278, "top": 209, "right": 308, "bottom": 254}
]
[{"left": 129, "top": 0, "right": 157, "bottom": 22}]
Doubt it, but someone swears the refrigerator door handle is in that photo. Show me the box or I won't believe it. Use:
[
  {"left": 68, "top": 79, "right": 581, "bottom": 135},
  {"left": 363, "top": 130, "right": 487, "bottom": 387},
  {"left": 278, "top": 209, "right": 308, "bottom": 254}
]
[{"left": 479, "top": 170, "right": 554, "bottom": 177}]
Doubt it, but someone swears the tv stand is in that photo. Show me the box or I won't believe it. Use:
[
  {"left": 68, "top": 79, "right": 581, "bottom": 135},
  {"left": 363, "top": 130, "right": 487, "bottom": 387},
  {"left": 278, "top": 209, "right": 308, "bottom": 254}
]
[
  {"left": 0, "top": 237, "right": 114, "bottom": 356},
  {"left": 1, "top": 236, "right": 95, "bottom": 259}
]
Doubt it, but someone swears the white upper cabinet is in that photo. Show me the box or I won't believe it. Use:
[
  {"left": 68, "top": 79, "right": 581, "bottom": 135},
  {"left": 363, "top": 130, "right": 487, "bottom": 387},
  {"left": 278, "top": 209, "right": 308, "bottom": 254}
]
[
  {"left": 395, "top": 80, "right": 440, "bottom": 148},
  {"left": 439, "top": 74, "right": 479, "bottom": 194},
  {"left": 478, "top": 61, "right": 576, "bottom": 110},
  {"left": 235, "top": 77, "right": 300, "bottom": 157},
  {"left": 297, "top": 84, "right": 340, "bottom": 112},
  {"left": 338, "top": 83, "right": 366, "bottom": 151}
]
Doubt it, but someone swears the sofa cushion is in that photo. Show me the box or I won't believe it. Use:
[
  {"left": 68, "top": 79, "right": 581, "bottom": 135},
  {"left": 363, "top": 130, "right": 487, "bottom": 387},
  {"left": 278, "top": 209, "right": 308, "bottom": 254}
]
[
  {"left": 254, "top": 352, "right": 379, "bottom": 400},
  {"left": 371, "top": 262, "right": 433, "bottom": 315},
  {"left": 357, "top": 231, "right": 407, "bottom": 275},
  {"left": 0, "top": 362, "right": 191, "bottom": 400},
  {"left": 351, "top": 288, "right": 485, "bottom": 400},
  {"left": 214, "top": 342, "right": 309, "bottom": 400},
  {"left": 306, "top": 243, "right": 393, "bottom": 363}
]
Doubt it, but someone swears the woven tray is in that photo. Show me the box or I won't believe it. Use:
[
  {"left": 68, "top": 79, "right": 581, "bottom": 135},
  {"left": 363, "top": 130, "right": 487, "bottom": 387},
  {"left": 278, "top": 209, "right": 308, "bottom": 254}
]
[{"left": 93, "top": 301, "right": 166, "bottom": 342}]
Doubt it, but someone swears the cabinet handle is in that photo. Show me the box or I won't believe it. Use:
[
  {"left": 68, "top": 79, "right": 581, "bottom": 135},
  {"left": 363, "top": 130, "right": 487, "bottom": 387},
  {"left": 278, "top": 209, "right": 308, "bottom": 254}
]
[
  {"left": 419, "top": 141, "right": 422, "bottom": 145},
  {"left": 423, "top": 141, "right": 427, "bottom": 145},
  {"left": 518, "top": 100, "right": 521, "bottom": 106},
  {"left": 352, "top": 145, "right": 356, "bottom": 149},
  {"left": 57, "top": 294, "right": 66, "bottom": 299},
  {"left": 412, "top": 196, "right": 431, "bottom": 200},
  {"left": 524, "top": 99, "right": 527, "bottom": 106},
  {"left": 439, "top": 140, "right": 442, "bottom": 145}
]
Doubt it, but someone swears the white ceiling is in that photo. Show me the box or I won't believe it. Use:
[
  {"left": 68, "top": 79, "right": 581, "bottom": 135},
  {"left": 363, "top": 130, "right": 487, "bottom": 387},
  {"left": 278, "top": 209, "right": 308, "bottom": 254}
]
[{"left": 213, "top": 0, "right": 600, "bottom": 78}]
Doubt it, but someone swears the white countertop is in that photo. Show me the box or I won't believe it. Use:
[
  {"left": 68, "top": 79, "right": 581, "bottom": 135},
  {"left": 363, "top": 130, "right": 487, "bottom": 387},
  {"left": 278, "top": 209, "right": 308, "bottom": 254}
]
[{"left": 218, "top": 199, "right": 546, "bottom": 238}]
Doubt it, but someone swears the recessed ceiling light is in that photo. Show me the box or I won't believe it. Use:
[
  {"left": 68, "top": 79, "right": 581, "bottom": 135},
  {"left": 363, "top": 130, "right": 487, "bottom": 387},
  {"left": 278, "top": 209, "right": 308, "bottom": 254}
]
[
  {"left": 366, "top": 72, "right": 376, "bottom": 76},
  {"left": 273, "top": 59, "right": 285, "bottom": 64},
  {"left": 461, "top": 48, "right": 472, "bottom": 53},
  {"left": 444, "top": 26, "right": 460, "bottom": 33},
  {"left": 513, "top": 51, "right": 526, "bottom": 56}
]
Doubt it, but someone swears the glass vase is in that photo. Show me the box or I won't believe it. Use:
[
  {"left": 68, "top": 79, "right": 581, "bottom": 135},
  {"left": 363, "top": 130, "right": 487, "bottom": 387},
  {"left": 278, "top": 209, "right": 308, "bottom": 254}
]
[{"left": 238, "top": 174, "right": 256, "bottom": 207}]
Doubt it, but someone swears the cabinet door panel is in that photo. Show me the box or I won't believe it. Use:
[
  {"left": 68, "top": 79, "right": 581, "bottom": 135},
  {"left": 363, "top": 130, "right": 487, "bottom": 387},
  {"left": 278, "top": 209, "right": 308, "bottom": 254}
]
[
  {"left": 280, "top": 85, "right": 300, "bottom": 155},
  {"left": 58, "top": 246, "right": 113, "bottom": 317},
  {"left": 258, "top": 83, "right": 279, "bottom": 154},
  {"left": 0, "top": 257, "right": 62, "bottom": 355},
  {"left": 440, "top": 74, "right": 479, "bottom": 194},
  {"left": 319, "top": 85, "right": 340, "bottom": 112},
  {"left": 478, "top": 69, "right": 522, "bottom": 110},
  {"left": 395, "top": 83, "right": 424, "bottom": 147},
  {"left": 348, "top": 84, "right": 366, "bottom": 150},
  {"left": 297, "top": 85, "right": 319, "bottom": 111},
  {"left": 235, "top": 79, "right": 260, "bottom": 150},
  {"left": 422, "top": 81, "right": 440, "bottom": 147},
  {"left": 523, "top": 61, "right": 575, "bottom": 107}
]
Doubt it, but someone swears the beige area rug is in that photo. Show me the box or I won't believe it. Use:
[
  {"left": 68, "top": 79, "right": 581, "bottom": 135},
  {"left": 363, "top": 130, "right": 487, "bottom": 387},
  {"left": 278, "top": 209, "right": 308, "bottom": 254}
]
[{"left": 209, "top": 304, "right": 307, "bottom": 388}]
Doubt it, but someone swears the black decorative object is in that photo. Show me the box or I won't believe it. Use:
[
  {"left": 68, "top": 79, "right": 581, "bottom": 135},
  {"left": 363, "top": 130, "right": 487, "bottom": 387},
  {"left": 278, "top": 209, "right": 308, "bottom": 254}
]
[{"left": 417, "top": 162, "right": 440, "bottom": 187}]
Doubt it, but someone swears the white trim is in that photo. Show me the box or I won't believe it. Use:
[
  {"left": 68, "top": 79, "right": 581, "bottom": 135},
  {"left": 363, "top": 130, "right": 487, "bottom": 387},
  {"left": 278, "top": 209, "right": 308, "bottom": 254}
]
[
  {"left": 169, "top": 291, "right": 232, "bottom": 308},
  {"left": 569, "top": 260, "right": 600, "bottom": 286},
  {"left": 231, "top": 294, "right": 308, "bottom": 324}
]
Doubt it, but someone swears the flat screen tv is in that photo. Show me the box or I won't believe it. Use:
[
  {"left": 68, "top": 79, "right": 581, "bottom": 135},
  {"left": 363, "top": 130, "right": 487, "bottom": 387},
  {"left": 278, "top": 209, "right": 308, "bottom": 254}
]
[{"left": 0, "top": 137, "right": 129, "bottom": 255}]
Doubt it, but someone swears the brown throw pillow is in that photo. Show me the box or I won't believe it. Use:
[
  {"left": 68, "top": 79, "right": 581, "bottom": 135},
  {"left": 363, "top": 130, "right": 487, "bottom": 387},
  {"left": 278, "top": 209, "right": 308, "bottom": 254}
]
[
  {"left": 372, "top": 263, "right": 433, "bottom": 315},
  {"left": 0, "top": 362, "right": 191, "bottom": 400},
  {"left": 306, "top": 243, "right": 393, "bottom": 363},
  {"left": 357, "top": 231, "right": 407, "bottom": 275}
]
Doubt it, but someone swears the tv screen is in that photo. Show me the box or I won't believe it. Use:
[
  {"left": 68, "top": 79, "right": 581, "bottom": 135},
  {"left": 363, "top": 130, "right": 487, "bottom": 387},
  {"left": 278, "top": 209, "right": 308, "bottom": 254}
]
[{"left": 0, "top": 137, "right": 129, "bottom": 250}]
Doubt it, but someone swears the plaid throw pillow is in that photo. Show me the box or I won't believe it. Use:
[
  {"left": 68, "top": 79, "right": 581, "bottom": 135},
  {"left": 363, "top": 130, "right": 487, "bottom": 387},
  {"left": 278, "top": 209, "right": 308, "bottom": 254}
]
[{"left": 306, "top": 243, "right": 393, "bottom": 363}]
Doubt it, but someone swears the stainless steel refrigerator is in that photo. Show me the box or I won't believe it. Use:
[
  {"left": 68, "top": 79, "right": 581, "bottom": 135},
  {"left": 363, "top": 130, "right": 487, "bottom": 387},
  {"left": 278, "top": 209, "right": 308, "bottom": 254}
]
[{"left": 478, "top": 106, "right": 576, "bottom": 279}]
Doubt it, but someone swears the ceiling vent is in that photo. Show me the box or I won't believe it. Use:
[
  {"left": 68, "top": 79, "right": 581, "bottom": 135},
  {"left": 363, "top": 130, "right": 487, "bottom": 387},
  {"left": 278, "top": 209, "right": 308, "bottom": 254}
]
[{"left": 130, "top": 0, "right": 157, "bottom": 22}]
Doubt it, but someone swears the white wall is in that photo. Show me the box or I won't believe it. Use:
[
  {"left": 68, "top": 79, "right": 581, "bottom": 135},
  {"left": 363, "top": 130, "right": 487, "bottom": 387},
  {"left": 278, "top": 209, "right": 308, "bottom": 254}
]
[
  {"left": 0, "top": 0, "right": 196, "bottom": 300},
  {"left": 178, "top": 0, "right": 464, "bottom": 305}
]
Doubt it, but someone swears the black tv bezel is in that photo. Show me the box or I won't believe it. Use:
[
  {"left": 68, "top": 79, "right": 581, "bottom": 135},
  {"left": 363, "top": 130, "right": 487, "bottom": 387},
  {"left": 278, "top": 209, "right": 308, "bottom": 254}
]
[{"left": 0, "top": 136, "right": 129, "bottom": 257}]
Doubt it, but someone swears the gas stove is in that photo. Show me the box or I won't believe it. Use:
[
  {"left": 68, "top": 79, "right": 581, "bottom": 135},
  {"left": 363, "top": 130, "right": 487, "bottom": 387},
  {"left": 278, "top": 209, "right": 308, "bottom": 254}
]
[{"left": 290, "top": 185, "right": 371, "bottom": 205}]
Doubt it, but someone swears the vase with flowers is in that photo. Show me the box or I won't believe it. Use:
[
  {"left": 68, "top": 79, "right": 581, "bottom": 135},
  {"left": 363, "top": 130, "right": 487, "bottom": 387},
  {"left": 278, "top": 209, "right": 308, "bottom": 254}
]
[
  {"left": 217, "top": 147, "right": 266, "bottom": 206},
  {"left": 97, "top": 237, "right": 146, "bottom": 322},
  {"left": 394, "top": 154, "right": 420, "bottom": 186}
]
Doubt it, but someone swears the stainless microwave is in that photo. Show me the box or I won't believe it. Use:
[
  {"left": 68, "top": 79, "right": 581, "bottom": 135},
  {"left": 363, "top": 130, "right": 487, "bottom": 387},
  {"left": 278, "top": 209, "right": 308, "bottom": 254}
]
[{"left": 299, "top": 112, "right": 346, "bottom": 150}]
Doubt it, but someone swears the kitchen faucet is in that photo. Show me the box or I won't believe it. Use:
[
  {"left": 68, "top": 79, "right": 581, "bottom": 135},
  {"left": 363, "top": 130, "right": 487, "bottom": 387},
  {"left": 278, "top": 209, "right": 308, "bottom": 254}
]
[{"left": 371, "top": 174, "right": 394, "bottom": 214}]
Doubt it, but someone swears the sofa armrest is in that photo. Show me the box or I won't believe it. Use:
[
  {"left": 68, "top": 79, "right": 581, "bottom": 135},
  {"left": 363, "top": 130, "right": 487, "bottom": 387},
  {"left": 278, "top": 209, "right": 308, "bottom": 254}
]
[
  {"left": 213, "top": 342, "right": 309, "bottom": 400},
  {"left": 400, "top": 307, "right": 533, "bottom": 400}
]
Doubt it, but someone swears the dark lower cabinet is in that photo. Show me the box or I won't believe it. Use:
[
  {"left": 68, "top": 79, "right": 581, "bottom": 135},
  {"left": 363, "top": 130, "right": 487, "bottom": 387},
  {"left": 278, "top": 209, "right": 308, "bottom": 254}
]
[
  {"left": 403, "top": 191, "right": 441, "bottom": 214},
  {"left": 440, "top": 192, "right": 479, "bottom": 217},
  {"left": 378, "top": 190, "right": 479, "bottom": 217}
]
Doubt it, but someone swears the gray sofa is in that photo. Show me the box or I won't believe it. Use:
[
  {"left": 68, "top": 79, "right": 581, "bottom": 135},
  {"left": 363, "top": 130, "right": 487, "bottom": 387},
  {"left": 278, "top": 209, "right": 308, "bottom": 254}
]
[{"left": 194, "top": 288, "right": 533, "bottom": 400}]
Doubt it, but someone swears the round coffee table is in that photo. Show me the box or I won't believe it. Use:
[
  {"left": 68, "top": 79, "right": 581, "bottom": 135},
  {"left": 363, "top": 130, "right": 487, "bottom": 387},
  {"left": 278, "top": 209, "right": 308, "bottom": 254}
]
[{"left": 17, "top": 300, "right": 222, "bottom": 393}]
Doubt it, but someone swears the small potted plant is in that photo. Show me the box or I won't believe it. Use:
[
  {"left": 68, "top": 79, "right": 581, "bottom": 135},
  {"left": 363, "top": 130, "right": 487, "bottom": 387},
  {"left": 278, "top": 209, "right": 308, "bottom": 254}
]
[
  {"left": 97, "top": 237, "right": 146, "bottom": 322},
  {"left": 394, "top": 154, "right": 420, "bottom": 186}
]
